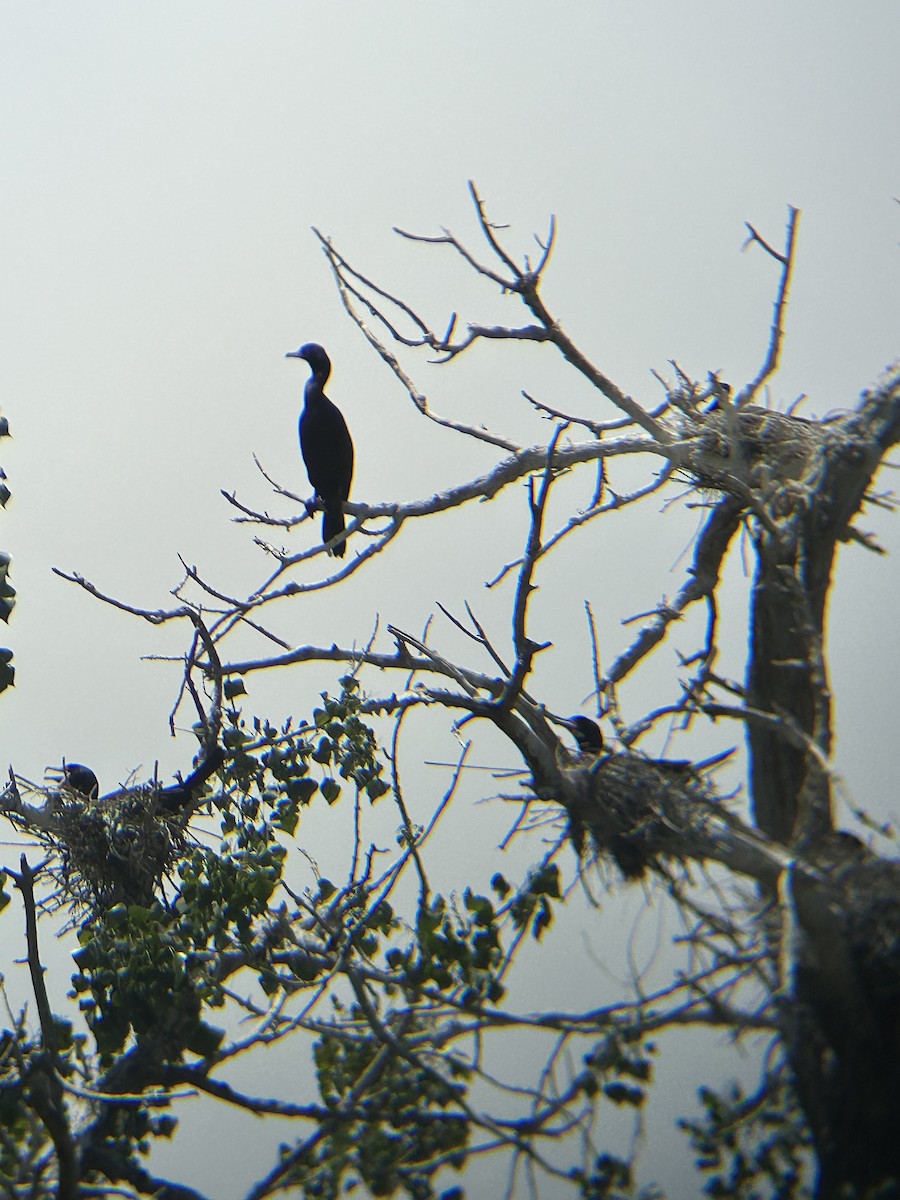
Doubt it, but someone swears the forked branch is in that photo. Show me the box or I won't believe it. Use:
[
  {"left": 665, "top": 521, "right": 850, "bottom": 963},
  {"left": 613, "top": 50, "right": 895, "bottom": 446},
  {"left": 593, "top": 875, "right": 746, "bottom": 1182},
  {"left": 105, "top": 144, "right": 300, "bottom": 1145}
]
[{"left": 738, "top": 207, "right": 800, "bottom": 407}]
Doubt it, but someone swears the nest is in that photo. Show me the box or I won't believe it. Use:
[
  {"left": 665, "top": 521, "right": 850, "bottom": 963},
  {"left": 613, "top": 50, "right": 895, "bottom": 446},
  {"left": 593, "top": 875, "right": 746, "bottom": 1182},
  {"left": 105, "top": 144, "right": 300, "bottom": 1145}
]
[
  {"left": 47, "top": 787, "right": 186, "bottom": 911},
  {"left": 567, "top": 753, "right": 722, "bottom": 879},
  {"left": 683, "top": 406, "right": 838, "bottom": 510}
]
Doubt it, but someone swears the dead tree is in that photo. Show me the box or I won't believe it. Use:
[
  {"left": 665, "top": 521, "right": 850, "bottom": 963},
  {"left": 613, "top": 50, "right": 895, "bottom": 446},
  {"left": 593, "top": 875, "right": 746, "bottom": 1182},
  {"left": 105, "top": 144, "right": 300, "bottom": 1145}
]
[{"left": 49, "top": 189, "right": 900, "bottom": 1197}]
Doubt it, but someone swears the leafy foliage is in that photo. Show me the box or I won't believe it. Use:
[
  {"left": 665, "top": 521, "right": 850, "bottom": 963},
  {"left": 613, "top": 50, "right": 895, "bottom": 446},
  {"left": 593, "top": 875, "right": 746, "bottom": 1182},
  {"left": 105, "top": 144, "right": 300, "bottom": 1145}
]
[
  {"left": 0, "top": 680, "right": 690, "bottom": 1198},
  {"left": 293, "top": 1011, "right": 470, "bottom": 1200},
  {"left": 679, "top": 1074, "right": 812, "bottom": 1199}
]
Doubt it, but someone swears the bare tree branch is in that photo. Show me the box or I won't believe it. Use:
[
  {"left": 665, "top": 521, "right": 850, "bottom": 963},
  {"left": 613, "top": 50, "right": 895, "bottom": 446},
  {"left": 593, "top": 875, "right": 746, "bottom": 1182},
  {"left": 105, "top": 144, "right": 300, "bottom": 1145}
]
[
  {"left": 5, "top": 856, "right": 79, "bottom": 1199},
  {"left": 738, "top": 207, "right": 800, "bottom": 407},
  {"left": 606, "top": 497, "right": 744, "bottom": 686},
  {"left": 494, "top": 427, "right": 564, "bottom": 711}
]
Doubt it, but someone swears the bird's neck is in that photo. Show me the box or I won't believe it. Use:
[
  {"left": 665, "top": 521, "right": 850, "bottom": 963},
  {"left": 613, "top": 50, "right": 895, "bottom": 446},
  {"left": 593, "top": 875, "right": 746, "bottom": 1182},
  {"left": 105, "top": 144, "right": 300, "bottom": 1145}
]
[{"left": 304, "top": 376, "right": 328, "bottom": 404}]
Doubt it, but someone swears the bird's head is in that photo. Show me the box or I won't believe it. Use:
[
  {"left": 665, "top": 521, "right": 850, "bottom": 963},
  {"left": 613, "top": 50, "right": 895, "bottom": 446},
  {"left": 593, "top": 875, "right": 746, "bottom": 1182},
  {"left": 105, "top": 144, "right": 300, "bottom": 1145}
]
[
  {"left": 561, "top": 716, "right": 605, "bottom": 755},
  {"left": 286, "top": 342, "right": 331, "bottom": 378}
]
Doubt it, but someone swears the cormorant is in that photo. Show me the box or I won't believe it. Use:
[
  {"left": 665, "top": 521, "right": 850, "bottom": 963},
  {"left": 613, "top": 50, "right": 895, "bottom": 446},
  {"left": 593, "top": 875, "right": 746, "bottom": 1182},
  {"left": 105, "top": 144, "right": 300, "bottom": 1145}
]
[
  {"left": 564, "top": 716, "right": 605, "bottom": 755},
  {"left": 285, "top": 343, "right": 354, "bottom": 557},
  {"left": 563, "top": 717, "right": 733, "bottom": 773},
  {"left": 62, "top": 763, "right": 100, "bottom": 799}
]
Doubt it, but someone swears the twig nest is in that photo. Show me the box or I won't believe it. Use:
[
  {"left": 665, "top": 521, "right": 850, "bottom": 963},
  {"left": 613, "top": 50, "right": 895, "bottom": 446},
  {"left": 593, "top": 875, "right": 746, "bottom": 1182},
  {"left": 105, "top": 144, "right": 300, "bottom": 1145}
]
[
  {"left": 686, "top": 407, "right": 832, "bottom": 501},
  {"left": 566, "top": 753, "right": 720, "bottom": 879},
  {"left": 51, "top": 787, "right": 185, "bottom": 910}
]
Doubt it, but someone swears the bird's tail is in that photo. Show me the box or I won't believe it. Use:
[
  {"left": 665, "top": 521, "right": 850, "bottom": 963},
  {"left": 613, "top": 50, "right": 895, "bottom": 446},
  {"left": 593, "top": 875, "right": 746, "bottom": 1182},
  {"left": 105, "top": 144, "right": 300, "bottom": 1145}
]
[{"left": 323, "top": 507, "right": 347, "bottom": 557}]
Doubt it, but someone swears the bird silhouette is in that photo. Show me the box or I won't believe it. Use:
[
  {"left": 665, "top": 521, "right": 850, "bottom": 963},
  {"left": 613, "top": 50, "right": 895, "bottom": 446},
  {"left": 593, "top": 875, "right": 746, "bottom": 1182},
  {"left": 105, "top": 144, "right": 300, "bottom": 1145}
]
[
  {"left": 62, "top": 763, "right": 100, "bottom": 799},
  {"left": 55, "top": 744, "right": 224, "bottom": 814},
  {"left": 286, "top": 343, "right": 354, "bottom": 557},
  {"left": 562, "top": 717, "right": 733, "bottom": 773},
  {"left": 563, "top": 716, "right": 605, "bottom": 754}
]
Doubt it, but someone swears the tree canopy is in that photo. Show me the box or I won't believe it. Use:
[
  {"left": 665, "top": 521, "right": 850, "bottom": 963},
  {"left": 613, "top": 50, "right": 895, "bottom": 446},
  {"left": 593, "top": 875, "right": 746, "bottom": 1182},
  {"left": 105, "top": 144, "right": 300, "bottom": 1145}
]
[{"left": 2, "top": 189, "right": 899, "bottom": 1200}]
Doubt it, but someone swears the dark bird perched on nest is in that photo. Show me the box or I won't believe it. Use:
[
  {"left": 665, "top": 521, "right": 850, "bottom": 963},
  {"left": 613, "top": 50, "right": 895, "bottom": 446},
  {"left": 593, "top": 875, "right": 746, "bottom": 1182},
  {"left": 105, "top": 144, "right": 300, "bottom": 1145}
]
[
  {"left": 562, "top": 716, "right": 734, "bottom": 774},
  {"left": 559, "top": 716, "right": 735, "bottom": 878},
  {"left": 564, "top": 716, "right": 606, "bottom": 755},
  {"left": 62, "top": 763, "right": 100, "bottom": 799},
  {"left": 286, "top": 343, "right": 355, "bottom": 558},
  {"left": 54, "top": 744, "right": 224, "bottom": 815},
  {"left": 45, "top": 746, "right": 225, "bottom": 910}
]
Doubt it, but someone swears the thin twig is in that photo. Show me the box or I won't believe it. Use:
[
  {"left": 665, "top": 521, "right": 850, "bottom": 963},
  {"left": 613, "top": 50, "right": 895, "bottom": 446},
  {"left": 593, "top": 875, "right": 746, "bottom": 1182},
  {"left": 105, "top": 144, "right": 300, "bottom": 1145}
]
[
  {"left": 738, "top": 208, "right": 800, "bottom": 407},
  {"left": 495, "top": 428, "right": 563, "bottom": 710}
]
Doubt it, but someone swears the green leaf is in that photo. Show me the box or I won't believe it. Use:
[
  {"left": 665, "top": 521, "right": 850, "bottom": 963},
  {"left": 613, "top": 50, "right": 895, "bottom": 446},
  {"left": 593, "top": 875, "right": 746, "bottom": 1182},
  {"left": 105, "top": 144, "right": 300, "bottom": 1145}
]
[
  {"left": 532, "top": 897, "right": 553, "bottom": 940},
  {"left": 106, "top": 903, "right": 129, "bottom": 927},
  {"left": 320, "top": 778, "right": 341, "bottom": 805},
  {"left": 0, "top": 648, "right": 13, "bottom": 693},
  {"left": 463, "top": 890, "right": 495, "bottom": 924},
  {"left": 0, "top": 571, "right": 15, "bottom": 623},
  {"left": 487, "top": 979, "right": 505, "bottom": 1004},
  {"left": 287, "top": 777, "right": 318, "bottom": 804},
  {"left": 224, "top": 677, "right": 247, "bottom": 700},
  {"left": 366, "top": 778, "right": 390, "bottom": 802},
  {"left": 386, "top": 947, "right": 407, "bottom": 970},
  {"left": 312, "top": 737, "right": 333, "bottom": 764},
  {"left": 529, "top": 864, "right": 561, "bottom": 898},
  {"left": 603, "top": 1081, "right": 646, "bottom": 1107},
  {"left": 274, "top": 802, "right": 300, "bottom": 837}
]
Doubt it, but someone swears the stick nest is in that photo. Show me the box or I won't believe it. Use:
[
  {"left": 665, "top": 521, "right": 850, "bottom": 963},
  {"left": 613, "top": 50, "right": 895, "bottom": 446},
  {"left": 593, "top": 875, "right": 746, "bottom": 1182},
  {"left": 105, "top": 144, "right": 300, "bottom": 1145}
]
[
  {"left": 568, "top": 754, "right": 722, "bottom": 879},
  {"left": 46, "top": 788, "right": 187, "bottom": 911},
  {"left": 685, "top": 407, "right": 841, "bottom": 508}
]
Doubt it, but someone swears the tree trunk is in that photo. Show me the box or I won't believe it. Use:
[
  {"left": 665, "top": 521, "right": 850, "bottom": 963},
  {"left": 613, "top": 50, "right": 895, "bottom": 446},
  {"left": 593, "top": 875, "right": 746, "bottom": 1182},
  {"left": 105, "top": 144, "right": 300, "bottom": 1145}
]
[{"left": 744, "top": 374, "right": 900, "bottom": 1197}]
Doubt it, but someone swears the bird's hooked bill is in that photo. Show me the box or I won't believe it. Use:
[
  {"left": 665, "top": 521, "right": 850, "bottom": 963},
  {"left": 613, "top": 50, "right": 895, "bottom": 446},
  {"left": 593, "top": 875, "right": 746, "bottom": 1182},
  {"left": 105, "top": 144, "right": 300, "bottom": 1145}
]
[{"left": 285, "top": 349, "right": 304, "bottom": 358}]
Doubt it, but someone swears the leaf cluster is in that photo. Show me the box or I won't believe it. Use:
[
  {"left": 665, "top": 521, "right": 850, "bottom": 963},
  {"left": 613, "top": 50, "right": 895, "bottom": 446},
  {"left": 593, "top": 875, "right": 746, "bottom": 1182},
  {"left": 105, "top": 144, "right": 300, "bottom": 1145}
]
[{"left": 679, "top": 1075, "right": 811, "bottom": 1199}]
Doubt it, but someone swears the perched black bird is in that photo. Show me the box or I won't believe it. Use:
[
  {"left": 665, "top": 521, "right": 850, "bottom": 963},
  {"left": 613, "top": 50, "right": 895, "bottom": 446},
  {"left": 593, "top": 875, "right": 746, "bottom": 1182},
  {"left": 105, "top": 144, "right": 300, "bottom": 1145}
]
[
  {"left": 286, "top": 343, "right": 354, "bottom": 557},
  {"left": 563, "top": 717, "right": 733, "bottom": 774},
  {"left": 564, "top": 716, "right": 605, "bottom": 755},
  {"left": 62, "top": 763, "right": 100, "bottom": 799}
]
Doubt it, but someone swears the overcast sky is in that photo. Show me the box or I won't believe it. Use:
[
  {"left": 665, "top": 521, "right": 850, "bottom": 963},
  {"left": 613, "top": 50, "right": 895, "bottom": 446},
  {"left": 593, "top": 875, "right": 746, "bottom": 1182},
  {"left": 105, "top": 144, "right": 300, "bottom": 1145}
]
[{"left": 2, "top": 3, "right": 899, "bottom": 1195}]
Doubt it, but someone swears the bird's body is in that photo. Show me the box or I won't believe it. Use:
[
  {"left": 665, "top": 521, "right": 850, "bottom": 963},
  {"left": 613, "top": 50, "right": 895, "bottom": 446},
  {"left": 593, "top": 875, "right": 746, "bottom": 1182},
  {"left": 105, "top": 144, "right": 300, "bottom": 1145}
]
[
  {"left": 286, "top": 343, "right": 354, "bottom": 557},
  {"left": 564, "top": 716, "right": 605, "bottom": 755},
  {"left": 562, "top": 716, "right": 733, "bottom": 774},
  {"left": 62, "top": 763, "right": 100, "bottom": 799}
]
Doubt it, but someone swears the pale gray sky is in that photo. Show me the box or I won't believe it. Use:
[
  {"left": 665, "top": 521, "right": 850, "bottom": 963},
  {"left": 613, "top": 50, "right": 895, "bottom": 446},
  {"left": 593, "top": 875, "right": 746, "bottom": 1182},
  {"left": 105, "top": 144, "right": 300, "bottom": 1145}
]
[{"left": 2, "top": 3, "right": 898, "bottom": 1195}]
